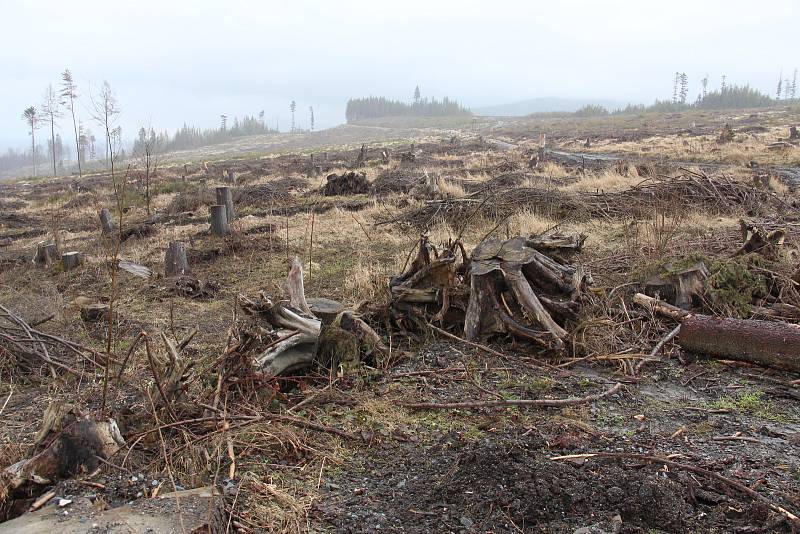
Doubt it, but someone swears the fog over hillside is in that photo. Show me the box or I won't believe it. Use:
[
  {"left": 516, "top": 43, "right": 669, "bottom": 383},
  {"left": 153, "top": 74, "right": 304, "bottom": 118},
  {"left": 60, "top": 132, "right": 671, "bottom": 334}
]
[{"left": 2, "top": 0, "right": 798, "bottom": 151}]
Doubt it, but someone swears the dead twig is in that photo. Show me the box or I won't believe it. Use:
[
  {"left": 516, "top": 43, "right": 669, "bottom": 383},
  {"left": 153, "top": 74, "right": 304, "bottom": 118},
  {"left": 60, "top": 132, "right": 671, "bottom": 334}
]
[{"left": 401, "top": 382, "right": 623, "bottom": 410}]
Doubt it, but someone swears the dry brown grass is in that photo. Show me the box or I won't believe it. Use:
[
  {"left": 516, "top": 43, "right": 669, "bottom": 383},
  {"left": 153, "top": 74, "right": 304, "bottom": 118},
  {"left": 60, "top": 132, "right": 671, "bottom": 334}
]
[{"left": 563, "top": 167, "right": 640, "bottom": 193}]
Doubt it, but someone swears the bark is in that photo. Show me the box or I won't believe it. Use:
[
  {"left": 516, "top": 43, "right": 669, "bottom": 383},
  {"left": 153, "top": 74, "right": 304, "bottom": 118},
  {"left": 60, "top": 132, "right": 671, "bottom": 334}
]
[
  {"left": 287, "top": 256, "right": 313, "bottom": 316},
  {"left": 209, "top": 205, "right": 230, "bottom": 237},
  {"left": 164, "top": 241, "right": 189, "bottom": 276},
  {"left": 99, "top": 208, "right": 115, "bottom": 235},
  {"left": 61, "top": 251, "right": 83, "bottom": 271},
  {"left": 0, "top": 407, "right": 124, "bottom": 503},
  {"left": 33, "top": 242, "right": 58, "bottom": 267},
  {"left": 678, "top": 315, "right": 800, "bottom": 373},
  {"left": 464, "top": 273, "right": 505, "bottom": 341},
  {"left": 633, "top": 293, "right": 690, "bottom": 321},
  {"left": 215, "top": 186, "right": 236, "bottom": 222}
]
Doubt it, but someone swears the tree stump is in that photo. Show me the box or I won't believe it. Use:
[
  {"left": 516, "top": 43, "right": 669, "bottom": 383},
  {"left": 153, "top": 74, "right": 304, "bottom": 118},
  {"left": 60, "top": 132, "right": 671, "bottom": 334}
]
[
  {"left": 790, "top": 126, "right": 799, "bottom": 141},
  {"left": 0, "top": 407, "right": 123, "bottom": 507},
  {"left": 215, "top": 186, "right": 236, "bottom": 222},
  {"left": 209, "top": 205, "right": 230, "bottom": 237},
  {"left": 354, "top": 143, "right": 367, "bottom": 167},
  {"left": 164, "top": 241, "right": 189, "bottom": 276},
  {"left": 61, "top": 251, "right": 83, "bottom": 271},
  {"left": 537, "top": 132, "right": 547, "bottom": 163},
  {"left": 226, "top": 169, "right": 236, "bottom": 185},
  {"left": 34, "top": 242, "right": 58, "bottom": 266},
  {"left": 99, "top": 208, "right": 115, "bottom": 235},
  {"left": 307, "top": 297, "right": 345, "bottom": 325},
  {"left": 80, "top": 303, "right": 110, "bottom": 322}
]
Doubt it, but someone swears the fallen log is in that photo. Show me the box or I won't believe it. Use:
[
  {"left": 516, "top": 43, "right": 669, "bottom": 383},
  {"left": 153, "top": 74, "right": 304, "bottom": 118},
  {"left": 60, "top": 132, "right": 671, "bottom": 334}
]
[
  {"left": 679, "top": 315, "right": 800, "bottom": 373},
  {"left": 633, "top": 292, "right": 800, "bottom": 373},
  {"left": 633, "top": 293, "right": 689, "bottom": 321}
]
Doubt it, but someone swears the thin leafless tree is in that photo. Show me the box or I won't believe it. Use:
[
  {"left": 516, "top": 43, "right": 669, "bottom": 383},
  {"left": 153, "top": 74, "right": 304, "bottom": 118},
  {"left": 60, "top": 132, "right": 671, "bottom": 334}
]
[
  {"left": 41, "top": 84, "right": 62, "bottom": 177},
  {"left": 135, "top": 125, "right": 160, "bottom": 215},
  {"left": 60, "top": 69, "right": 82, "bottom": 177},
  {"left": 90, "top": 81, "right": 120, "bottom": 172}
]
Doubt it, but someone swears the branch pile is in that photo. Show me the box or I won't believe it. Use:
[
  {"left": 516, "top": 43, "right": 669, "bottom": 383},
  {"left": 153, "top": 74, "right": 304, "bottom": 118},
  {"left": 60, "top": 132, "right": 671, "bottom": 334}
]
[
  {"left": 0, "top": 304, "right": 104, "bottom": 378},
  {"left": 389, "top": 232, "right": 591, "bottom": 351},
  {"left": 320, "top": 172, "right": 370, "bottom": 196},
  {"left": 389, "top": 171, "right": 787, "bottom": 230}
]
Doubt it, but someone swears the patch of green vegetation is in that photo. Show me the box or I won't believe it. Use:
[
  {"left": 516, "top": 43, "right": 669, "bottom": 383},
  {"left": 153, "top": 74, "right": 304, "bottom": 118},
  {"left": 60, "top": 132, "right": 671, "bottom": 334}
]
[
  {"left": 705, "top": 255, "right": 768, "bottom": 318},
  {"left": 711, "top": 389, "right": 786, "bottom": 422},
  {"left": 460, "top": 424, "right": 485, "bottom": 441},
  {"left": 632, "top": 252, "right": 769, "bottom": 318},
  {"left": 151, "top": 179, "right": 191, "bottom": 196},
  {"left": 529, "top": 377, "right": 554, "bottom": 392},
  {"left": 576, "top": 378, "right": 594, "bottom": 388},
  {"left": 595, "top": 409, "right": 626, "bottom": 428}
]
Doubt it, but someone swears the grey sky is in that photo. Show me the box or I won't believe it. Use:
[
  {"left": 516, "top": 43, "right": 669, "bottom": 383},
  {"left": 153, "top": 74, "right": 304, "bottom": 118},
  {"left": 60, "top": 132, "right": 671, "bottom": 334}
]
[{"left": 2, "top": 0, "right": 798, "bottom": 151}]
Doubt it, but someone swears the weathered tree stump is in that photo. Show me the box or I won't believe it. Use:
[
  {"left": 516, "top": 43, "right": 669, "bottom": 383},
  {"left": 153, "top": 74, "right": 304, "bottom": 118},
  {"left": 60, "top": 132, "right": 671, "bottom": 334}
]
[
  {"left": 226, "top": 168, "right": 236, "bottom": 185},
  {"left": 99, "top": 208, "right": 115, "bottom": 235},
  {"left": 33, "top": 242, "right": 58, "bottom": 266},
  {"left": 215, "top": 186, "right": 236, "bottom": 222},
  {"left": 307, "top": 297, "right": 345, "bottom": 325},
  {"left": 789, "top": 126, "right": 799, "bottom": 141},
  {"left": 209, "top": 205, "right": 230, "bottom": 237},
  {"left": 354, "top": 143, "right": 367, "bottom": 167},
  {"left": 61, "top": 251, "right": 83, "bottom": 271},
  {"left": 164, "top": 241, "right": 189, "bottom": 276},
  {"left": 0, "top": 405, "right": 123, "bottom": 508},
  {"left": 80, "top": 303, "right": 110, "bottom": 322},
  {"left": 717, "top": 123, "right": 734, "bottom": 144}
]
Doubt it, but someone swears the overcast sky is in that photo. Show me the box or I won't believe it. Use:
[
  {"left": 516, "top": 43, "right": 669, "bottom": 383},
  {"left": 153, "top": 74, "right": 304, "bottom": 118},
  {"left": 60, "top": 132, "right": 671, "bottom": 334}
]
[{"left": 1, "top": 0, "right": 798, "bottom": 151}]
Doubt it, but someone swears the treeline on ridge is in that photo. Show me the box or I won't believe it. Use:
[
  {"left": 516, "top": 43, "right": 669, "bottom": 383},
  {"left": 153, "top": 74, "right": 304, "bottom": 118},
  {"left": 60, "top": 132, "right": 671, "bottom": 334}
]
[{"left": 345, "top": 96, "right": 471, "bottom": 122}]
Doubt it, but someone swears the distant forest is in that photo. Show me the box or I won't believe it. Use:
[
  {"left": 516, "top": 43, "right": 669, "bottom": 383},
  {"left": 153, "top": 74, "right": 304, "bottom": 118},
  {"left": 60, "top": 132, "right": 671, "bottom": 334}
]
[
  {"left": 1, "top": 114, "right": 277, "bottom": 176},
  {"left": 162, "top": 115, "right": 276, "bottom": 152},
  {"left": 345, "top": 96, "right": 471, "bottom": 122},
  {"left": 535, "top": 84, "right": 789, "bottom": 119}
]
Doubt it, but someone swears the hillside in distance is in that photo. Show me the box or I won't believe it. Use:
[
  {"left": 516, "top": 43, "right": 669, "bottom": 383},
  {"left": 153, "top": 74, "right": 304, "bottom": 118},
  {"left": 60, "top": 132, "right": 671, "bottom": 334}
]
[{"left": 473, "top": 96, "right": 629, "bottom": 116}]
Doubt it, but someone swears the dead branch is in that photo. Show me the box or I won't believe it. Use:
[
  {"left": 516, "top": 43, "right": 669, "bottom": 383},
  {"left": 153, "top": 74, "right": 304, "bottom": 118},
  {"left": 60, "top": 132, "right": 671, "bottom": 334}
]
[{"left": 401, "top": 382, "right": 622, "bottom": 410}]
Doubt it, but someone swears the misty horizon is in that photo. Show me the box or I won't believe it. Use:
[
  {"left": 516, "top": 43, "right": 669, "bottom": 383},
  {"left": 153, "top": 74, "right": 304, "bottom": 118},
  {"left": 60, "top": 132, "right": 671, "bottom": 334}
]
[{"left": 2, "top": 0, "right": 798, "bottom": 152}]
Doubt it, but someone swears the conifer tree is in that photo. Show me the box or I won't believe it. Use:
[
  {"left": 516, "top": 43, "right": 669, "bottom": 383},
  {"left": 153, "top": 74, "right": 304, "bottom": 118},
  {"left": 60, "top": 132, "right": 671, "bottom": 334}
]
[{"left": 22, "top": 106, "right": 39, "bottom": 177}]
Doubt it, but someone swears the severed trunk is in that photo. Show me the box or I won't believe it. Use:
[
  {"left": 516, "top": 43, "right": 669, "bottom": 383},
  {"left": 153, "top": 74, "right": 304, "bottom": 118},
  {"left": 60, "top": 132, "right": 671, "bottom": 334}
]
[
  {"left": 679, "top": 315, "right": 800, "bottom": 373},
  {"left": 215, "top": 186, "right": 236, "bottom": 222},
  {"left": 61, "top": 251, "right": 83, "bottom": 271},
  {"left": 209, "top": 205, "right": 230, "bottom": 237},
  {"left": 0, "top": 406, "right": 124, "bottom": 510},
  {"left": 99, "top": 208, "right": 115, "bottom": 235},
  {"left": 164, "top": 241, "right": 189, "bottom": 276}
]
